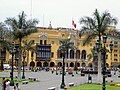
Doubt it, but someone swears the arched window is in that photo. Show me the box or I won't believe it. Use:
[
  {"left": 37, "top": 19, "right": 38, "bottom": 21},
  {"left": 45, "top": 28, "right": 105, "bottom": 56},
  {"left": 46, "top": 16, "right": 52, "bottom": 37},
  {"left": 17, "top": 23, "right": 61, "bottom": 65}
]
[
  {"left": 70, "top": 62, "right": 74, "bottom": 67},
  {"left": 36, "top": 62, "right": 42, "bottom": 67},
  {"left": 76, "top": 50, "right": 80, "bottom": 59},
  {"left": 57, "top": 62, "right": 62, "bottom": 67},
  {"left": 30, "top": 61, "right": 35, "bottom": 67},
  {"left": 88, "top": 63, "right": 93, "bottom": 68},
  {"left": 50, "top": 62, "right": 55, "bottom": 67},
  {"left": 81, "top": 62, "right": 86, "bottom": 67},
  {"left": 43, "top": 62, "right": 49, "bottom": 67},
  {"left": 70, "top": 50, "right": 74, "bottom": 59},
  {"left": 81, "top": 50, "right": 86, "bottom": 59}
]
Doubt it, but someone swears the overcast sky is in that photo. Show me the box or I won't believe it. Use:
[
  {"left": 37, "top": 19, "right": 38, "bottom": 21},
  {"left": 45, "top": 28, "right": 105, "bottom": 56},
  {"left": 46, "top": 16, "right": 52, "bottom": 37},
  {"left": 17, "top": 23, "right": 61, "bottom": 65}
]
[{"left": 0, "top": 0, "right": 120, "bottom": 29}]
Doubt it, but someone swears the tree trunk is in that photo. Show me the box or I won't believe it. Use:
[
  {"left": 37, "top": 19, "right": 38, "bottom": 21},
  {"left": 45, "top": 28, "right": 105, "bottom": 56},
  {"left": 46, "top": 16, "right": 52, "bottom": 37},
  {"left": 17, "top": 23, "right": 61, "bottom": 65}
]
[
  {"left": 17, "top": 39, "right": 22, "bottom": 79},
  {"left": 97, "top": 31, "right": 102, "bottom": 83},
  {"left": 97, "top": 52, "right": 102, "bottom": 83}
]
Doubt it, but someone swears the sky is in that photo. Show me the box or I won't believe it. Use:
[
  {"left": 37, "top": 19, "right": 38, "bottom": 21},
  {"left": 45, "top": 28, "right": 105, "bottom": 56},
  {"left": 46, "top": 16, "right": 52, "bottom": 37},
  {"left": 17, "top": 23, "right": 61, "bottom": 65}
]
[{"left": 0, "top": 0, "right": 120, "bottom": 29}]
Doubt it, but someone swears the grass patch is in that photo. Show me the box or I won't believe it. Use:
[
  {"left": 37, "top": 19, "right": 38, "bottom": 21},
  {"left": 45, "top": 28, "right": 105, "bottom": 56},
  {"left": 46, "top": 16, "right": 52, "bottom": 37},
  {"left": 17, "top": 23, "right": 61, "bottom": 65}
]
[{"left": 68, "top": 83, "right": 120, "bottom": 90}]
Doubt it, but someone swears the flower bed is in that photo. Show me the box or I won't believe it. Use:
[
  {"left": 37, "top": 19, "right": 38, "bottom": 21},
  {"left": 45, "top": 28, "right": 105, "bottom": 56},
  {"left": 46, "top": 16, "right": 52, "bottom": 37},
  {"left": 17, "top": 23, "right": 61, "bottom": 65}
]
[{"left": 110, "top": 84, "right": 120, "bottom": 86}]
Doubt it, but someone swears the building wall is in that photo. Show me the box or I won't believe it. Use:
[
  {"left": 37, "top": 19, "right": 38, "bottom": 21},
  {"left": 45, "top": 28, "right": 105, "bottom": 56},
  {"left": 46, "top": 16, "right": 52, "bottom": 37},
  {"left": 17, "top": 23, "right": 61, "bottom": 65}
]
[{"left": 4, "top": 27, "right": 120, "bottom": 68}]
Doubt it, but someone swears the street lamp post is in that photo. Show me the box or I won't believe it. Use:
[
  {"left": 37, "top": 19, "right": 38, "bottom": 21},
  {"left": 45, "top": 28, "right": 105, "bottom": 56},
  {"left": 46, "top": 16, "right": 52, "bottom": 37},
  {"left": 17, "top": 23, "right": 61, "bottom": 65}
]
[
  {"left": 109, "top": 42, "right": 113, "bottom": 68},
  {"left": 60, "top": 52, "right": 65, "bottom": 89},
  {"left": 101, "top": 35, "right": 107, "bottom": 90},
  {"left": 22, "top": 50, "right": 26, "bottom": 79},
  {"left": 10, "top": 43, "right": 16, "bottom": 86}
]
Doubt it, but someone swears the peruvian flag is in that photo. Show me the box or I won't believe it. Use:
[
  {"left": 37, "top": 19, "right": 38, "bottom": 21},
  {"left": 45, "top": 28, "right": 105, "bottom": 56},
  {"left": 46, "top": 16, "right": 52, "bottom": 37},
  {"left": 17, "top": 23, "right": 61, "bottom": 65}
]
[{"left": 72, "top": 20, "right": 76, "bottom": 28}]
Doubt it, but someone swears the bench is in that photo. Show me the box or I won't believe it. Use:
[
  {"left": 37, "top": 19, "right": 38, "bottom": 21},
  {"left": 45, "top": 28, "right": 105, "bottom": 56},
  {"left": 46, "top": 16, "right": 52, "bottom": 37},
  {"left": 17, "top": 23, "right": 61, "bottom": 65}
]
[
  {"left": 81, "top": 73, "right": 85, "bottom": 76},
  {"left": 22, "top": 81, "right": 28, "bottom": 84},
  {"left": 48, "top": 87, "right": 56, "bottom": 90},
  {"left": 107, "top": 74, "right": 112, "bottom": 77},
  {"left": 28, "top": 77, "right": 37, "bottom": 81},
  {"left": 69, "top": 83, "right": 74, "bottom": 87}
]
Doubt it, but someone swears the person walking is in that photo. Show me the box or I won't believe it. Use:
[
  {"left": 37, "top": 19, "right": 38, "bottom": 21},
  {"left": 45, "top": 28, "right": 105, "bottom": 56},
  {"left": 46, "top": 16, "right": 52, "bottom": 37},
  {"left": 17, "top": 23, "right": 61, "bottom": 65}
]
[
  {"left": 13, "top": 86, "right": 16, "bottom": 90},
  {"left": 16, "top": 83, "right": 19, "bottom": 90},
  {"left": 5, "top": 79, "right": 10, "bottom": 90}
]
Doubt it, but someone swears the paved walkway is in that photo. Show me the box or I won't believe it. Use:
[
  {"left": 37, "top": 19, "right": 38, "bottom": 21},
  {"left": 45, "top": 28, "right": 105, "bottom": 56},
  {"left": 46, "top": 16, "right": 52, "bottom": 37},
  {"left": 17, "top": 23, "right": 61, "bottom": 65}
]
[{"left": 0, "top": 70, "right": 120, "bottom": 90}]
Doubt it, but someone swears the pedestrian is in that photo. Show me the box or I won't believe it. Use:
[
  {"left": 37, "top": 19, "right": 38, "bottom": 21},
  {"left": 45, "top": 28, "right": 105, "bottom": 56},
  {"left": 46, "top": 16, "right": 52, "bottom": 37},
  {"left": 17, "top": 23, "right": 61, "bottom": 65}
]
[
  {"left": 5, "top": 79, "right": 10, "bottom": 90},
  {"left": 2, "top": 77, "right": 6, "bottom": 90},
  {"left": 51, "top": 68, "right": 54, "bottom": 74},
  {"left": 13, "top": 86, "right": 16, "bottom": 90},
  {"left": 16, "top": 83, "right": 19, "bottom": 90}
]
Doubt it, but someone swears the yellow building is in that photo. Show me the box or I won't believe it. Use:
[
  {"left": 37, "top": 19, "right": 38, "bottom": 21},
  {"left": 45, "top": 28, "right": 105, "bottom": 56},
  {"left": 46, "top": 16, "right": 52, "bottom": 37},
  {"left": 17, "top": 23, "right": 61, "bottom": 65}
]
[{"left": 2, "top": 27, "right": 120, "bottom": 69}]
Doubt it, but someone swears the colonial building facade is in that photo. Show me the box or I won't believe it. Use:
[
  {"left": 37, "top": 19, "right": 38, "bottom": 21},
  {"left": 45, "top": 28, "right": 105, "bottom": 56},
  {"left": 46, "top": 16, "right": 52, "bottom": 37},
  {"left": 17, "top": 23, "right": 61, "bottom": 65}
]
[{"left": 2, "top": 27, "right": 120, "bottom": 69}]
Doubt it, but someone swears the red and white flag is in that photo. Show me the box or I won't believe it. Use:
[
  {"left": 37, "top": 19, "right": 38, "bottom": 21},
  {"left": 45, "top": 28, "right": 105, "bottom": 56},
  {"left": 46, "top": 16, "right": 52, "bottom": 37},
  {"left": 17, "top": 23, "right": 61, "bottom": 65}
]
[{"left": 72, "top": 20, "right": 76, "bottom": 28}]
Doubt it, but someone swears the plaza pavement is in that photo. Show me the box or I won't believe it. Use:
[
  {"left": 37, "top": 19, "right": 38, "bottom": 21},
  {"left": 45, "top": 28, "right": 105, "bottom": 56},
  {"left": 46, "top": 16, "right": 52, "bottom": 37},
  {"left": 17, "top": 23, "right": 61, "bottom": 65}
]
[{"left": 0, "top": 70, "right": 120, "bottom": 90}]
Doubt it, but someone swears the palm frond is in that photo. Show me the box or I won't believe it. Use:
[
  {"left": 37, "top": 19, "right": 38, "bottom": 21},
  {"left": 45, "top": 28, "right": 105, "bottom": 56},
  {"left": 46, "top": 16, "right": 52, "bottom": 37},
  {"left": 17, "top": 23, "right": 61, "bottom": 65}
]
[
  {"left": 82, "top": 33, "right": 96, "bottom": 46},
  {"left": 79, "top": 9, "right": 118, "bottom": 46},
  {"left": 5, "top": 11, "right": 39, "bottom": 41}
]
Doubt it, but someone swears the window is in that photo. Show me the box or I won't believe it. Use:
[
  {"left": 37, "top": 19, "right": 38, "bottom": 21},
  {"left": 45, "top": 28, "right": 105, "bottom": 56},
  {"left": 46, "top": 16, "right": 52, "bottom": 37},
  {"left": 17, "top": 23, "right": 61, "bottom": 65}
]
[
  {"left": 51, "top": 52, "right": 54, "bottom": 58},
  {"left": 44, "top": 40, "right": 47, "bottom": 45},
  {"left": 40, "top": 40, "right": 42, "bottom": 45},
  {"left": 114, "top": 59, "right": 118, "bottom": 61},
  {"left": 31, "top": 51, "right": 34, "bottom": 57},
  {"left": 106, "top": 54, "right": 108, "bottom": 59},
  {"left": 114, "top": 50, "right": 118, "bottom": 52},
  {"left": 114, "top": 54, "right": 118, "bottom": 57}
]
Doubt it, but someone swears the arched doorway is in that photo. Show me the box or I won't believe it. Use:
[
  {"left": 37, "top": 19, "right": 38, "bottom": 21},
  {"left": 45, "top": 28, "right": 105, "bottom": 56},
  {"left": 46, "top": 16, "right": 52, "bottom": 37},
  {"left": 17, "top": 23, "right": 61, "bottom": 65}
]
[
  {"left": 77, "top": 63, "right": 80, "bottom": 67},
  {"left": 57, "top": 62, "right": 62, "bottom": 67},
  {"left": 50, "top": 62, "right": 55, "bottom": 67},
  {"left": 88, "top": 63, "right": 93, "bottom": 68},
  {"left": 43, "top": 62, "right": 49, "bottom": 67},
  {"left": 81, "top": 62, "right": 86, "bottom": 67},
  {"left": 70, "top": 62, "right": 74, "bottom": 67},
  {"left": 22, "top": 61, "right": 27, "bottom": 66},
  {"left": 30, "top": 61, "right": 35, "bottom": 67},
  {"left": 36, "top": 62, "right": 42, "bottom": 67}
]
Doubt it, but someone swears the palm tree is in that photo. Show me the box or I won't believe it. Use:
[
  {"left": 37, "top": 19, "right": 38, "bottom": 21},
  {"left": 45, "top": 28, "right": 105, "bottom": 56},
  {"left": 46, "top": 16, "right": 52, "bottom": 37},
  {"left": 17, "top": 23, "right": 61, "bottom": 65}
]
[
  {"left": 5, "top": 11, "right": 39, "bottom": 79},
  {"left": 79, "top": 9, "right": 117, "bottom": 82},
  {"left": 59, "top": 38, "right": 75, "bottom": 89},
  {"left": 22, "top": 40, "right": 35, "bottom": 67},
  {"left": 0, "top": 22, "right": 12, "bottom": 70}
]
